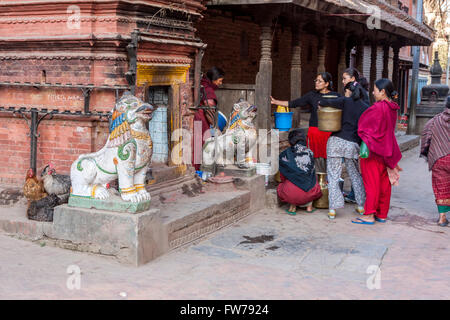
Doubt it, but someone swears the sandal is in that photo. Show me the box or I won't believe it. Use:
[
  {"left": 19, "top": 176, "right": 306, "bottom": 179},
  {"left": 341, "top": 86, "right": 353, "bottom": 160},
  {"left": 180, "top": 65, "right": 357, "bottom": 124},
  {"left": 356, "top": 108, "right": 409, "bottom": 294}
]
[
  {"left": 438, "top": 219, "right": 449, "bottom": 227},
  {"left": 351, "top": 217, "right": 375, "bottom": 225},
  {"left": 328, "top": 210, "right": 336, "bottom": 220},
  {"left": 285, "top": 209, "right": 296, "bottom": 216},
  {"left": 375, "top": 217, "right": 387, "bottom": 223},
  {"left": 306, "top": 208, "right": 317, "bottom": 213}
]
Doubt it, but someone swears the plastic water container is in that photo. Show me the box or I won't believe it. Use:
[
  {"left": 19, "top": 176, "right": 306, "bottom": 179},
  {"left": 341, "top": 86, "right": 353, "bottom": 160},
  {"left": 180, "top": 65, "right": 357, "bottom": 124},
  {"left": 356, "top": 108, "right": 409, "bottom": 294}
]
[
  {"left": 274, "top": 112, "right": 293, "bottom": 131},
  {"left": 256, "top": 163, "right": 271, "bottom": 186},
  {"left": 217, "top": 111, "right": 227, "bottom": 131}
]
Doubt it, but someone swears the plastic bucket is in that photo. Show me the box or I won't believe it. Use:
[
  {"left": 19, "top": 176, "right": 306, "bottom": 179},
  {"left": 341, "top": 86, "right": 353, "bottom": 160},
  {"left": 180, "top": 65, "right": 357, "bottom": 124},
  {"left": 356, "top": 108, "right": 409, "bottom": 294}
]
[
  {"left": 274, "top": 112, "right": 293, "bottom": 131},
  {"left": 217, "top": 111, "right": 227, "bottom": 131}
]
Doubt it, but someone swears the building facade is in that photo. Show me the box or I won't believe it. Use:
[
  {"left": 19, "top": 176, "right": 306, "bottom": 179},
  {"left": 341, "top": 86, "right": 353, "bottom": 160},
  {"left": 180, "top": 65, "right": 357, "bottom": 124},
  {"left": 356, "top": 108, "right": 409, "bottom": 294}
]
[
  {"left": 0, "top": 0, "right": 434, "bottom": 187},
  {"left": 0, "top": 0, "right": 206, "bottom": 186}
]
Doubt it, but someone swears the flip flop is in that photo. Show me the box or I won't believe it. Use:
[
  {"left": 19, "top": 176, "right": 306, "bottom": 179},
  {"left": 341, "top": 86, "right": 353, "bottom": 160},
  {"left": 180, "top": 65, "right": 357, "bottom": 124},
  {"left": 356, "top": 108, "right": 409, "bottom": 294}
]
[
  {"left": 438, "top": 220, "right": 449, "bottom": 227},
  {"left": 285, "top": 209, "right": 296, "bottom": 216},
  {"left": 375, "top": 217, "right": 387, "bottom": 223},
  {"left": 351, "top": 217, "right": 375, "bottom": 225}
]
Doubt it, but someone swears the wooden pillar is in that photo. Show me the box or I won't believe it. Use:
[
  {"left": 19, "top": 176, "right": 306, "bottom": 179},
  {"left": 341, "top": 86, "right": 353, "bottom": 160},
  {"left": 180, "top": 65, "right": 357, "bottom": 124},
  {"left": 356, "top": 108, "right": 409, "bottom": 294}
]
[
  {"left": 392, "top": 45, "right": 400, "bottom": 91},
  {"left": 356, "top": 44, "right": 364, "bottom": 74},
  {"left": 255, "top": 22, "right": 273, "bottom": 130},
  {"left": 337, "top": 37, "right": 348, "bottom": 93},
  {"left": 290, "top": 27, "right": 302, "bottom": 128},
  {"left": 382, "top": 44, "right": 390, "bottom": 79},
  {"left": 317, "top": 36, "right": 327, "bottom": 74},
  {"left": 193, "top": 48, "right": 205, "bottom": 107},
  {"left": 370, "top": 42, "right": 377, "bottom": 103}
]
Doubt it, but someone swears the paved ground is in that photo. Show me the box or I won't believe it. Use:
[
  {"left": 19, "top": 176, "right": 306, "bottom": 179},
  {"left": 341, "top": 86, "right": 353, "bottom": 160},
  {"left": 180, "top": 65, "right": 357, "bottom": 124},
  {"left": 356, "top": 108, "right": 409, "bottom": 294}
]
[{"left": 0, "top": 146, "right": 449, "bottom": 300}]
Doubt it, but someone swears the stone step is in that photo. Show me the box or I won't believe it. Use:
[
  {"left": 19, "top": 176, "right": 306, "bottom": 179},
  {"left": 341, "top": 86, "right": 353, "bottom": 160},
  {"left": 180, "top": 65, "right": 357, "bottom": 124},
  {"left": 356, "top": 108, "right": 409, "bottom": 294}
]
[
  {"left": 160, "top": 190, "right": 252, "bottom": 251},
  {"left": 0, "top": 174, "right": 266, "bottom": 266},
  {"left": 396, "top": 134, "right": 420, "bottom": 152}
]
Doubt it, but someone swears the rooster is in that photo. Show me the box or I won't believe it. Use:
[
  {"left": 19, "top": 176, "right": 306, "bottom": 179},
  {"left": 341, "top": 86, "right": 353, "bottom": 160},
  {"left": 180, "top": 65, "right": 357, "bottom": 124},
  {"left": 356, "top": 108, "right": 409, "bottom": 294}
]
[
  {"left": 23, "top": 168, "right": 47, "bottom": 204},
  {"left": 41, "top": 164, "right": 71, "bottom": 203}
]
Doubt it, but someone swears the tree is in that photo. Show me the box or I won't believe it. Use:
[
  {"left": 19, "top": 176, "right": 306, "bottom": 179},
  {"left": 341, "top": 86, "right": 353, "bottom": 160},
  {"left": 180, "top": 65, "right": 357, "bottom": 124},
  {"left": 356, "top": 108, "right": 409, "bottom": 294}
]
[{"left": 424, "top": 0, "right": 450, "bottom": 72}]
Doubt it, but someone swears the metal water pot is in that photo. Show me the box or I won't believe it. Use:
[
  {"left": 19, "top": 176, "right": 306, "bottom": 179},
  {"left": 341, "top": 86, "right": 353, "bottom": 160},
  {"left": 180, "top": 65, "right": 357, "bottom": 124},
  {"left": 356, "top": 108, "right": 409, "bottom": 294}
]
[
  {"left": 318, "top": 106, "right": 342, "bottom": 132},
  {"left": 313, "top": 172, "right": 329, "bottom": 209}
]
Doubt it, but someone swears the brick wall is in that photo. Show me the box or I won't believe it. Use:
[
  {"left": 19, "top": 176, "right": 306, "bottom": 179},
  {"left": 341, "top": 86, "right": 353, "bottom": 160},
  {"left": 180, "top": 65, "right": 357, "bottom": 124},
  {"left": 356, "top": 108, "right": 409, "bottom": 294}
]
[
  {"left": 196, "top": 12, "right": 345, "bottom": 103},
  {"left": 195, "top": 13, "right": 261, "bottom": 85},
  {"left": 0, "top": 116, "right": 109, "bottom": 186}
]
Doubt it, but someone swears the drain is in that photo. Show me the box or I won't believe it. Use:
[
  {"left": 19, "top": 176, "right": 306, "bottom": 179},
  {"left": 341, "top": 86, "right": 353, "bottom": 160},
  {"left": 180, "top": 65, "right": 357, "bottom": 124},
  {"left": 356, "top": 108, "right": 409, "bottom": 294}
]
[{"left": 239, "top": 234, "right": 274, "bottom": 245}]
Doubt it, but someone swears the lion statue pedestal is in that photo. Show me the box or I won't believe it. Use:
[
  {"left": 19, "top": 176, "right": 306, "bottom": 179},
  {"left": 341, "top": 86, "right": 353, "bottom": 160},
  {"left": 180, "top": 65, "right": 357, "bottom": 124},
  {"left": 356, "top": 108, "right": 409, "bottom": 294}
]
[
  {"left": 201, "top": 100, "right": 257, "bottom": 177},
  {"left": 68, "top": 92, "right": 155, "bottom": 213}
]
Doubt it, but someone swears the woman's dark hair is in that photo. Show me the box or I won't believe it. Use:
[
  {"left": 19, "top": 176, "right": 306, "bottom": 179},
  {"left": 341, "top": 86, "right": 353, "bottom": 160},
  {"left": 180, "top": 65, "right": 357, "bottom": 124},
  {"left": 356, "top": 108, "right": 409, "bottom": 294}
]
[
  {"left": 344, "top": 81, "right": 364, "bottom": 101},
  {"left": 375, "top": 78, "right": 398, "bottom": 100},
  {"left": 288, "top": 129, "right": 307, "bottom": 147},
  {"left": 343, "top": 68, "right": 369, "bottom": 91},
  {"left": 206, "top": 66, "right": 225, "bottom": 81},
  {"left": 317, "top": 72, "right": 334, "bottom": 91},
  {"left": 446, "top": 96, "right": 450, "bottom": 109}
]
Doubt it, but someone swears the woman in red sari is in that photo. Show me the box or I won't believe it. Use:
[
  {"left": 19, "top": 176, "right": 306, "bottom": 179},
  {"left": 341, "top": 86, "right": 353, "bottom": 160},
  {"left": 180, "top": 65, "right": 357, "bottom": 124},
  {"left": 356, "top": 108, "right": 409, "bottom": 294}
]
[
  {"left": 193, "top": 67, "right": 224, "bottom": 170},
  {"left": 353, "top": 79, "right": 403, "bottom": 225}
]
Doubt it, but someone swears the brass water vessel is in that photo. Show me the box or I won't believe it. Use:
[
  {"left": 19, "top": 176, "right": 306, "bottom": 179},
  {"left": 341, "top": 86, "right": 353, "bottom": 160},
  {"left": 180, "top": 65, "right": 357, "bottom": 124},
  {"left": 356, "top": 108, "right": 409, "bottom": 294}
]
[{"left": 313, "top": 172, "right": 329, "bottom": 209}]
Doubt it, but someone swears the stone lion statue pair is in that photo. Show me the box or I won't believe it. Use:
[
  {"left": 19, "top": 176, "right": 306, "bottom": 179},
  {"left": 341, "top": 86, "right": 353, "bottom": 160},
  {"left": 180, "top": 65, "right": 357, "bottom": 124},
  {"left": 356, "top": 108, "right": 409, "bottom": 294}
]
[
  {"left": 70, "top": 93, "right": 257, "bottom": 204},
  {"left": 202, "top": 99, "right": 257, "bottom": 169}
]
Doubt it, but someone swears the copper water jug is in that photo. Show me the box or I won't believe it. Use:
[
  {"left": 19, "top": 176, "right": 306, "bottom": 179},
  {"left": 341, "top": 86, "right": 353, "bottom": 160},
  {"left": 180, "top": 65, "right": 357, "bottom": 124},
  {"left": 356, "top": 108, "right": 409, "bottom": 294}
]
[{"left": 313, "top": 172, "right": 329, "bottom": 209}]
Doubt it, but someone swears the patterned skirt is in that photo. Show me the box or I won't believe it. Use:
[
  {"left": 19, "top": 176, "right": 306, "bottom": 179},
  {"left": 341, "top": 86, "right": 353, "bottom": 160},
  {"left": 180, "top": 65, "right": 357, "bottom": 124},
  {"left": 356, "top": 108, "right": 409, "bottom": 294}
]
[
  {"left": 432, "top": 154, "right": 450, "bottom": 206},
  {"left": 307, "top": 126, "right": 332, "bottom": 159},
  {"left": 326, "top": 136, "right": 360, "bottom": 159}
]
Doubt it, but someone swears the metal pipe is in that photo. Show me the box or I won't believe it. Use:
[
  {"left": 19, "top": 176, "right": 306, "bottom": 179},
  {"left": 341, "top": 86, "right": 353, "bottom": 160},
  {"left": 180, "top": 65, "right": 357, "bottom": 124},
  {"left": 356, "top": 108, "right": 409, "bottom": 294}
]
[
  {"left": 30, "top": 109, "right": 38, "bottom": 173},
  {"left": 407, "top": 0, "right": 424, "bottom": 135},
  {"left": 447, "top": 38, "right": 450, "bottom": 86}
]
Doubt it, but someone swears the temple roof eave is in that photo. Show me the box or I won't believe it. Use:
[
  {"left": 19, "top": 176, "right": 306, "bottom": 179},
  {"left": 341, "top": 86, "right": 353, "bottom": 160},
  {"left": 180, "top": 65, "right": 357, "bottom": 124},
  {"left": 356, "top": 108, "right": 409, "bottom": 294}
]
[{"left": 207, "top": 0, "right": 434, "bottom": 46}]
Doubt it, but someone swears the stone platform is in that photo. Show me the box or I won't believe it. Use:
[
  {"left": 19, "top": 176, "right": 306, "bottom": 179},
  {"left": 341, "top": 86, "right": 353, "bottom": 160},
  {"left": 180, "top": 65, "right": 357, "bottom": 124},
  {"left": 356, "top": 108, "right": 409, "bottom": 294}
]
[
  {"left": 0, "top": 174, "right": 266, "bottom": 266},
  {"left": 68, "top": 193, "right": 151, "bottom": 213},
  {"left": 201, "top": 164, "right": 256, "bottom": 177}
]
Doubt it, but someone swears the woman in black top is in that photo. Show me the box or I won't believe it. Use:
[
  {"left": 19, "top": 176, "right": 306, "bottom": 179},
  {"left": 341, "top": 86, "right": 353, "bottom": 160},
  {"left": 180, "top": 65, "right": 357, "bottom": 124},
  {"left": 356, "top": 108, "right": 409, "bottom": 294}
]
[
  {"left": 271, "top": 72, "right": 340, "bottom": 172},
  {"left": 318, "top": 81, "right": 369, "bottom": 219},
  {"left": 342, "top": 68, "right": 370, "bottom": 104}
]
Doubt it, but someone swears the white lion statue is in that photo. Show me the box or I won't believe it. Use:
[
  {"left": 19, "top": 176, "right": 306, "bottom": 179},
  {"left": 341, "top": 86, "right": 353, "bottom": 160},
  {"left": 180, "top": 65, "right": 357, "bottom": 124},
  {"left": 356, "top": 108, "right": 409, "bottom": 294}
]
[
  {"left": 70, "top": 92, "right": 156, "bottom": 203},
  {"left": 202, "top": 99, "right": 257, "bottom": 169}
]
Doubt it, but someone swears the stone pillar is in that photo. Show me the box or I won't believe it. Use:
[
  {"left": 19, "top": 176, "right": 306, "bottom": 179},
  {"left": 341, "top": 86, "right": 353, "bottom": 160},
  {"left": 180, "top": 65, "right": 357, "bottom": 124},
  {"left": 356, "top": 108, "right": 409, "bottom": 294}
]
[
  {"left": 290, "top": 27, "right": 302, "bottom": 128},
  {"left": 255, "top": 23, "right": 273, "bottom": 130},
  {"left": 370, "top": 42, "right": 377, "bottom": 103},
  {"left": 392, "top": 45, "right": 400, "bottom": 91},
  {"left": 382, "top": 44, "right": 390, "bottom": 79},
  {"left": 337, "top": 37, "right": 348, "bottom": 93},
  {"left": 317, "top": 36, "right": 327, "bottom": 74}
]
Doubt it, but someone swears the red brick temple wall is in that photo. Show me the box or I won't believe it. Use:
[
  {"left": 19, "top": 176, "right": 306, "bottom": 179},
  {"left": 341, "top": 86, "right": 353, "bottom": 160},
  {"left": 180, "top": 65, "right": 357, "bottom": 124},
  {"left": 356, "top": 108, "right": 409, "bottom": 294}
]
[{"left": 0, "top": 0, "right": 205, "bottom": 186}]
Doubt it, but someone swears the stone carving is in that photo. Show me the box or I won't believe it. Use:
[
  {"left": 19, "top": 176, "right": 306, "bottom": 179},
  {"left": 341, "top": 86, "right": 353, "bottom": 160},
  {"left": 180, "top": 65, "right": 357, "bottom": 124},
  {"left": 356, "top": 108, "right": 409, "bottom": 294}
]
[
  {"left": 70, "top": 92, "right": 155, "bottom": 203},
  {"left": 202, "top": 100, "right": 257, "bottom": 169}
]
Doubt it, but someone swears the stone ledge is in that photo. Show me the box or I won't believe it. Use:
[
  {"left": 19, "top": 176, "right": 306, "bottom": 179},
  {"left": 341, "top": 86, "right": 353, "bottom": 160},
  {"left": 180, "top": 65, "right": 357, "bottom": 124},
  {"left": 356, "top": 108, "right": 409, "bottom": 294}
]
[
  {"left": 397, "top": 134, "right": 420, "bottom": 153},
  {"left": 0, "top": 174, "right": 266, "bottom": 266}
]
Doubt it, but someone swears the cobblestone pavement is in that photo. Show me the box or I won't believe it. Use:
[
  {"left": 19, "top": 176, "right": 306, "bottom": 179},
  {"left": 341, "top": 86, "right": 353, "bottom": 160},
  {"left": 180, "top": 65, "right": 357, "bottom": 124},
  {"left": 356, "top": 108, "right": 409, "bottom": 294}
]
[{"left": 0, "top": 146, "right": 449, "bottom": 299}]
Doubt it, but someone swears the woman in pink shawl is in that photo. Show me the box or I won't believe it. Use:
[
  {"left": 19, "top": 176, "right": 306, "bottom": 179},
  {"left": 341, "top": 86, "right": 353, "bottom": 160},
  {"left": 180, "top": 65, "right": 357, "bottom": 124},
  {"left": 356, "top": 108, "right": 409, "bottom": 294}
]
[
  {"left": 192, "top": 67, "right": 224, "bottom": 170},
  {"left": 353, "top": 79, "right": 402, "bottom": 225}
]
